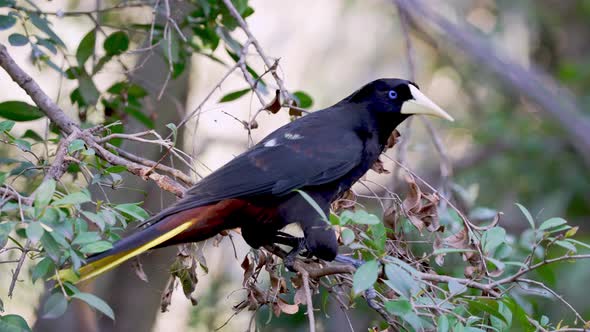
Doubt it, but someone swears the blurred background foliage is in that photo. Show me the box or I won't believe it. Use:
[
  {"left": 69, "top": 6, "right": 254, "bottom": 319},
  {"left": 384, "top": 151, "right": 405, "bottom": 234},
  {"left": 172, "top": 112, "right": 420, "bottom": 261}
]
[{"left": 0, "top": 0, "right": 588, "bottom": 331}]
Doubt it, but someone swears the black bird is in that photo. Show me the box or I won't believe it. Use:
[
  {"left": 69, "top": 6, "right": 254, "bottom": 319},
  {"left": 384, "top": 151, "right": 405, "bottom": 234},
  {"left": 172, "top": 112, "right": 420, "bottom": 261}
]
[{"left": 59, "top": 78, "right": 453, "bottom": 283}]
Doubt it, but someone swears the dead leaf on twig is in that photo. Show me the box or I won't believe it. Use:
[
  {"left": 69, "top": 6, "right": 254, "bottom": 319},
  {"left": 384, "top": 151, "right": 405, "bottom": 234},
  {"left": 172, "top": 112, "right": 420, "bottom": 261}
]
[
  {"left": 169, "top": 246, "right": 199, "bottom": 305},
  {"left": 273, "top": 297, "right": 299, "bottom": 316},
  {"left": 403, "top": 175, "right": 442, "bottom": 233},
  {"left": 383, "top": 205, "right": 399, "bottom": 239},
  {"left": 371, "top": 157, "right": 390, "bottom": 174},
  {"left": 294, "top": 286, "right": 307, "bottom": 306},
  {"left": 160, "top": 275, "right": 176, "bottom": 312},
  {"left": 132, "top": 256, "right": 148, "bottom": 282},
  {"left": 288, "top": 99, "right": 303, "bottom": 117},
  {"left": 331, "top": 189, "right": 356, "bottom": 213},
  {"left": 386, "top": 129, "right": 401, "bottom": 149},
  {"left": 264, "top": 89, "right": 282, "bottom": 114}
]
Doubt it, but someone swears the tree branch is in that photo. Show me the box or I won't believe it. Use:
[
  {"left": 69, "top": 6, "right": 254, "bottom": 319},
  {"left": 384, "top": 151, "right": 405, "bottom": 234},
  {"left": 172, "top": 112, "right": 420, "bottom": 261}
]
[
  {"left": 0, "top": 44, "right": 77, "bottom": 134},
  {"left": 0, "top": 42, "right": 188, "bottom": 197},
  {"left": 395, "top": 0, "right": 590, "bottom": 168}
]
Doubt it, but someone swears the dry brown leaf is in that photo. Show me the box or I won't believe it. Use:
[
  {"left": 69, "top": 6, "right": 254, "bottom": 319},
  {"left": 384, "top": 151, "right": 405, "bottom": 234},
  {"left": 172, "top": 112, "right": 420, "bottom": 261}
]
[
  {"left": 132, "top": 256, "right": 148, "bottom": 282},
  {"left": 331, "top": 189, "right": 356, "bottom": 213},
  {"left": 288, "top": 99, "right": 303, "bottom": 117},
  {"left": 193, "top": 244, "right": 208, "bottom": 274},
  {"left": 272, "top": 298, "right": 299, "bottom": 316},
  {"left": 443, "top": 228, "right": 468, "bottom": 249},
  {"left": 464, "top": 265, "right": 480, "bottom": 279},
  {"left": 371, "top": 158, "right": 390, "bottom": 174},
  {"left": 241, "top": 255, "right": 254, "bottom": 286},
  {"left": 433, "top": 235, "right": 445, "bottom": 266},
  {"left": 294, "top": 287, "right": 307, "bottom": 306},
  {"left": 382, "top": 206, "right": 398, "bottom": 237},
  {"left": 386, "top": 129, "right": 401, "bottom": 149},
  {"left": 160, "top": 276, "right": 176, "bottom": 313},
  {"left": 403, "top": 175, "right": 422, "bottom": 212},
  {"left": 264, "top": 89, "right": 282, "bottom": 114},
  {"left": 249, "top": 119, "right": 259, "bottom": 129}
]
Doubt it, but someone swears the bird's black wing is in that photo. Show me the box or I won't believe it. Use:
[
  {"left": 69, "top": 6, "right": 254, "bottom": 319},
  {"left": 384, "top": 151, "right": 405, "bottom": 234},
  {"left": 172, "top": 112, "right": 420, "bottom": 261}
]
[{"left": 147, "top": 114, "right": 364, "bottom": 224}]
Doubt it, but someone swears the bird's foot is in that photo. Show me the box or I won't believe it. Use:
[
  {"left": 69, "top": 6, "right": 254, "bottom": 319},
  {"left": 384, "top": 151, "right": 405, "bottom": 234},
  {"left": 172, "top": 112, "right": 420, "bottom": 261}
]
[
  {"left": 271, "top": 232, "right": 310, "bottom": 272},
  {"left": 283, "top": 237, "right": 307, "bottom": 272},
  {"left": 335, "top": 254, "right": 380, "bottom": 310}
]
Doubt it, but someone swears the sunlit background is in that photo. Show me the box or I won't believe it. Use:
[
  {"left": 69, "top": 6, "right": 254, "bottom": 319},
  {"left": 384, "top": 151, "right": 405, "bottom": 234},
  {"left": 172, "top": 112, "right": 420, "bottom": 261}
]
[{"left": 1, "top": 0, "right": 589, "bottom": 331}]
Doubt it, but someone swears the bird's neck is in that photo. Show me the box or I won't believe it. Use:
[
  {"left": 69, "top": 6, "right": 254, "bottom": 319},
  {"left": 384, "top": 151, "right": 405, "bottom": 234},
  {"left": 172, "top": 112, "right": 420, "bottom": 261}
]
[{"left": 367, "top": 109, "right": 410, "bottom": 146}]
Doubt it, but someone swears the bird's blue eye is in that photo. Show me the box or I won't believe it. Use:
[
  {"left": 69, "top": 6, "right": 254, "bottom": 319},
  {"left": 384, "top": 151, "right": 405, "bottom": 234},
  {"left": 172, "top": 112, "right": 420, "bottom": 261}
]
[{"left": 388, "top": 90, "right": 397, "bottom": 99}]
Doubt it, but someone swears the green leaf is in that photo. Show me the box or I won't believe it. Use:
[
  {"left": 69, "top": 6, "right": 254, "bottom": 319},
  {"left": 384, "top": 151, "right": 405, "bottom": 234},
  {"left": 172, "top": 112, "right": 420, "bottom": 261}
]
[
  {"left": 448, "top": 279, "right": 467, "bottom": 295},
  {"left": 166, "top": 123, "right": 177, "bottom": 142},
  {"left": 351, "top": 210, "right": 380, "bottom": 225},
  {"left": 0, "top": 314, "right": 32, "bottom": 332},
  {"left": 293, "top": 91, "right": 313, "bottom": 108},
  {"left": 341, "top": 227, "right": 355, "bottom": 245},
  {"left": 42, "top": 292, "right": 67, "bottom": 319},
  {"left": 22, "top": 129, "right": 43, "bottom": 141},
  {"left": 481, "top": 227, "right": 506, "bottom": 254},
  {"left": 438, "top": 315, "right": 450, "bottom": 332},
  {"left": 515, "top": 203, "right": 535, "bottom": 229},
  {"left": 0, "top": 222, "right": 15, "bottom": 249},
  {"left": 72, "top": 293, "right": 115, "bottom": 319},
  {"left": 114, "top": 203, "right": 149, "bottom": 221},
  {"left": 502, "top": 297, "right": 534, "bottom": 330},
  {"left": 369, "top": 222, "right": 386, "bottom": 253},
  {"left": 40, "top": 232, "right": 61, "bottom": 262},
  {"left": 539, "top": 217, "right": 567, "bottom": 231},
  {"left": 80, "top": 241, "right": 113, "bottom": 254},
  {"left": 0, "top": 0, "right": 16, "bottom": 7},
  {"left": 81, "top": 211, "right": 105, "bottom": 231},
  {"left": 29, "top": 13, "right": 65, "bottom": 46},
  {"left": 352, "top": 260, "right": 379, "bottom": 294},
  {"left": 35, "top": 37, "right": 57, "bottom": 54},
  {"left": 53, "top": 191, "right": 91, "bottom": 206},
  {"left": 105, "top": 165, "right": 127, "bottom": 173},
  {"left": 8, "top": 33, "right": 28, "bottom": 46},
  {"left": 0, "top": 172, "right": 6, "bottom": 186},
  {"left": 554, "top": 240, "right": 576, "bottom": 252},
  {"left": 0, "top": 101, "right": 45, "bottom": 121},
  {"left": 14, "top": 139, "right": 31, "bottom": 152},
  {"left": 104, "top": 31, "right": 129, "bottom": 56},
  {"left": 32, "top": 257, "right": 56, "bottom": 283},
  {"left": 124, "top": 106, "right": 154, "bottom": 129},
  {"left": 385, "top": 298, "right": 412, "bottom": 316},
  {"left": 219, "top": 88, "right": 250, "bottom": 103},
  {"left": 76, "top": 29, "right": 96, "bottom": 66},
  {"left": 71, "top": 232, "right": 101, "bottom": 246},
  {"left": 35, "top": 179, "right": 56, "bottom": 210},
  {"left": 384, "top": 259, "right": 424, "bottom": 298},
  {"left": 566, "top": 239, "right": 590, "bottom": 250},
  {"left": 295, "top": 190, "right": 328, "bottom": 222},
  {"left": 0, "top": 120, "right": 15, "bottom": 132},
  {"left": 540, "top": 315, "right": 549, "bottom": 326},
  {"left": 78, "top": 75, "right": 100, "bottom": 105},
  {"left": 0, "top": 14, "right": 16, "bottom": 31},
  {"left": 67, "top": 139, "right": 85, "bottom": 154},
  {"left": 26, "top": 222, "right": 44, "bottom": 244},
  {"left": 467, "top": 299, "right": 509, "bottom": 325},
  {"left": 432, "top": 248, "right": 476, "bottom": 255}
]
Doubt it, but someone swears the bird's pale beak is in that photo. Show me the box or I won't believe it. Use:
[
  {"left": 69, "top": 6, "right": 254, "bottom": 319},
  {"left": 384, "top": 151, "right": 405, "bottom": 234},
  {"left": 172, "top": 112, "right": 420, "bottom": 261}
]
[{"left": 402, "top": 84, "right": 454, "bottom": 121}]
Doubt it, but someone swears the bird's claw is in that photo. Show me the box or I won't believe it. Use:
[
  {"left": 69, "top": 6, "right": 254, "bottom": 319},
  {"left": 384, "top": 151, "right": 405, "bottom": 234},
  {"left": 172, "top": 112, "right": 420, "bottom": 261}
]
[
  {"left": 283, "top": 237, "right": 307, "bottom": 272},
  {"left": 334, "top": 254, "right": 364, "bottom": 268}
]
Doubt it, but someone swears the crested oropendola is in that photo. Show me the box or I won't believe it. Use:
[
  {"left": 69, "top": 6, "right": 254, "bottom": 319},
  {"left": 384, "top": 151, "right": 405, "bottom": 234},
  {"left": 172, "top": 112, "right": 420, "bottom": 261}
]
[{"left": 58, "top": 78, "right": 453, "bottom": 283}]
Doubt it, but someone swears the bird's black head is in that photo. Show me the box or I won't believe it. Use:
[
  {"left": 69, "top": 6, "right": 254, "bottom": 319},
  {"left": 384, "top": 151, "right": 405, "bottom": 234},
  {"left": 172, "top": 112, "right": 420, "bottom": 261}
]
[{"left": 345, "top": 78, "right": 454, "bottom": 122}]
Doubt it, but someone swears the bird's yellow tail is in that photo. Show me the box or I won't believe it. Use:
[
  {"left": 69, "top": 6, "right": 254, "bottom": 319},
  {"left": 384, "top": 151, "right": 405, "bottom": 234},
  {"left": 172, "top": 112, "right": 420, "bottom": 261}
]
[{"left": 57, "top": 220, "right": 194, "bottom": 284}]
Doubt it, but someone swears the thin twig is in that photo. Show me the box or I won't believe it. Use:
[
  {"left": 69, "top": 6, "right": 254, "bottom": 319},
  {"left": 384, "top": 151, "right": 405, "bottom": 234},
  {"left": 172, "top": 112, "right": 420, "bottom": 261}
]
[
  {"left": 221, "top": 0, "right": 291, "bottom": 103},
  {"left": 296, "top": 267, "right": 316, "bottom": 332}
]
